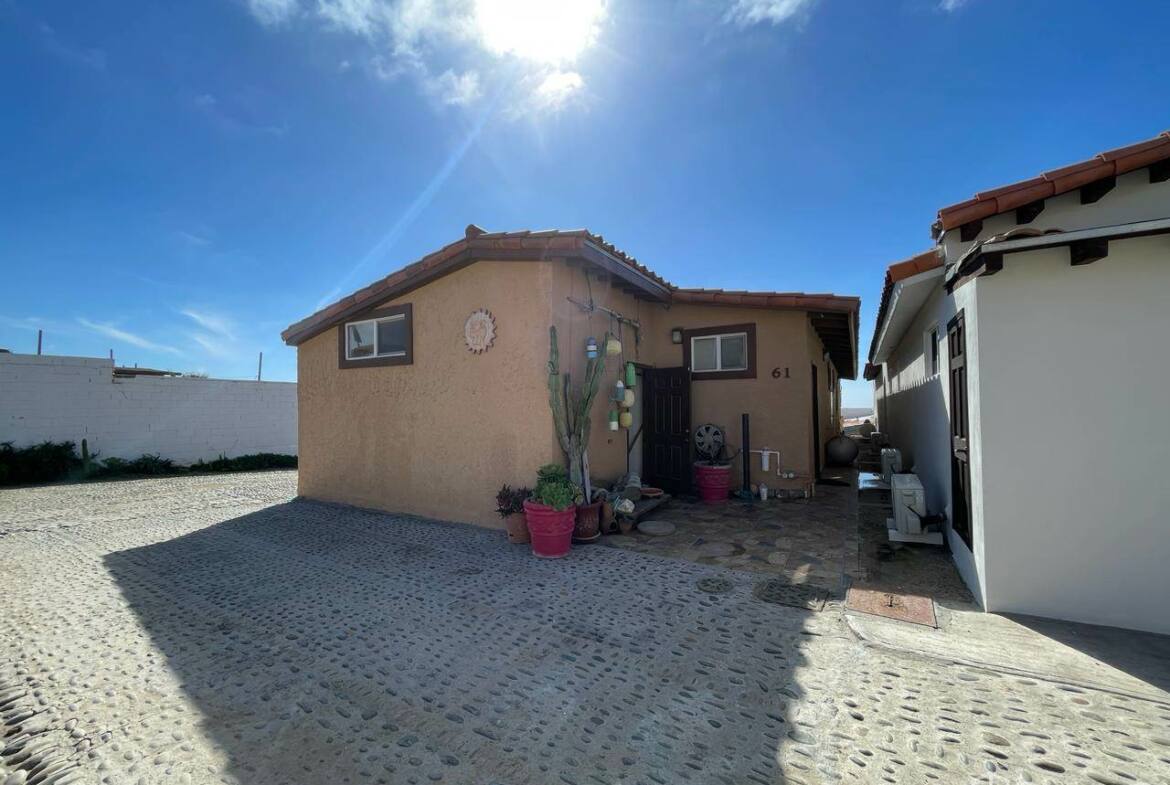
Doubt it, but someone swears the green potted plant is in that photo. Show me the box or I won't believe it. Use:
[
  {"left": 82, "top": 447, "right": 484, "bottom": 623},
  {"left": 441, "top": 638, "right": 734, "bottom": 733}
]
[
  {"left": 495, "top": 484, "right": 531, "bottom": 544},
  {"left": 522, "top": 463, "right": 579, "bottom": 558}
]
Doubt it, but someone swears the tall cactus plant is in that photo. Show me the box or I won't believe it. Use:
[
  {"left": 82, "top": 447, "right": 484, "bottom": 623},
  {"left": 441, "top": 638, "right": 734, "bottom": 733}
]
[{"left": 547, "top": 325, "right": 610, "bottom": 495}]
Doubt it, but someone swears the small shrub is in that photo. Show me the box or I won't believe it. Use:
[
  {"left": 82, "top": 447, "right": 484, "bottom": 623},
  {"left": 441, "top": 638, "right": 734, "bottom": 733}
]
[
  {"left": 90, "top": 454, "right": 175, "bottom": 478},
  {"left": 536, "top": 463, "right": 568, "bottom": 484},
  {"left": 530, "top": 463, "right": 578, "bottom": 511},
  {"left": 190, "top": 453, "right": 297, "bottom": 472},
  {"left": 531, "top": 479, "right": 576, "bottom": 511},
  {"left": 0, "top": 441, "right": 81, "bottom": 486},
  {"left": 495, "top": 484, "right": 531, "bottom": 517}
]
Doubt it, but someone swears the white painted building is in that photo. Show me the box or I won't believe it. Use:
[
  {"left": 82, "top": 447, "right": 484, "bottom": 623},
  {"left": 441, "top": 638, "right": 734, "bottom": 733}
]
[
  {"left": 868, "top": 132, "right": 1170, "bottom": 634},
  {"left": 0, "top": 353, "right": 298, "bottom": 464}
]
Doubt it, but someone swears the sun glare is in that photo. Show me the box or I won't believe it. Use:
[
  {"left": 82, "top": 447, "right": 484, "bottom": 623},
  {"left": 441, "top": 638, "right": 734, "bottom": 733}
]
[{"left": 474, "top": 0, "right": 606, "bottom": 64}]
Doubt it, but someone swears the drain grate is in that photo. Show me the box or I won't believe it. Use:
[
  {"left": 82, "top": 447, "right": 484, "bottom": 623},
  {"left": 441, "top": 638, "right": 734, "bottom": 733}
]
[
  {"left": 752, "top": 579, "right": 827, "bottom": 611},
  {"left": 696, "top": 576, "right": 734, "bottom": 594}
]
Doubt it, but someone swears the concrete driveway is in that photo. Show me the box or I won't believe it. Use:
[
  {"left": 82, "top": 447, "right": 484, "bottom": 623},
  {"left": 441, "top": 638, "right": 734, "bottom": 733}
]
[{"left": 1, "top": 472, "right": 1167, "bottom": 785}]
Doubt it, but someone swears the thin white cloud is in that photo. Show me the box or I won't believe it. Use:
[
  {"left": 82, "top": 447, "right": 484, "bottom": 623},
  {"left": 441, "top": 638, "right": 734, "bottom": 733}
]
[
  {"left": 0, "top": 315, "right": 45, "bottom": 333},
  {"left": 245, "top": 0, "right": 604, "bottom": 113},
  {"left": 724, "top": 0, "right": 815, "bottom": 27},
  {"left": 939, "top": 0, "right": 969, "bottom": 10},
  {"left": 246, "top": 0, "right": 300, "bottom": 25},
  {"left": 177, "top": 229, "right": 212, "bottom": 247},
  {"left": 533, "top": 70, "right": 584, "bottom": 109},
  {"left": 77, "top": 318, "right": 182, "bottom": 355},
  {"left": 318, "top": 0, "right": 383, "bottom": 36},
  {"left": 180, "top": 308, "right": 237, "bottom": 341},
  {"left": 189, "top": 333, "right": 234, "bottom": 358},
  {"left": 38, "top": 23, "right": 106, "bottom": 70},
  {"left": 426, "top": 69, "right": 481, "bottom": 106},
  {"left": 192, "top": 93, "right": 289, "bottom": 137}
]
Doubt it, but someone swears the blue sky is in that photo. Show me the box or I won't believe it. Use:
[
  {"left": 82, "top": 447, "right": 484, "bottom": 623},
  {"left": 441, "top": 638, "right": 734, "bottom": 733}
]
[{"left": 2, "top": 0, "right": 1168, "bottom": 406}]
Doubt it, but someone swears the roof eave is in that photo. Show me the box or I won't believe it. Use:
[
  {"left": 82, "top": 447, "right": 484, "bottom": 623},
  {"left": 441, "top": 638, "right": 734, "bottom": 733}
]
[{"left": 870, "top": 266, "right": 945, "bottom": 365}]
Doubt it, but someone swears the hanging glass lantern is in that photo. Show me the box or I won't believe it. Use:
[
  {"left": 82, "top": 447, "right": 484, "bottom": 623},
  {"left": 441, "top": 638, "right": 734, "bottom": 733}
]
[
  {"left": 605, "top": 336, "right": 622, "bottom": 356},
  {"left": 619, "top": 411, "right": 633, "bottom": 428},
  {"left": 608, "top": 410, "right": 619, "bottom": 431},
  {"left": 612, "top": 379, "right": 625, "bottom": 401},
  {"left": 625, "top": 361, "right": 636, "bottom": 388},
  {"left": 585, "top": 336, "right": 599, "bottom": 359},
  {"left": 621, "top": 388, "right": 635, "bottom": 409}
]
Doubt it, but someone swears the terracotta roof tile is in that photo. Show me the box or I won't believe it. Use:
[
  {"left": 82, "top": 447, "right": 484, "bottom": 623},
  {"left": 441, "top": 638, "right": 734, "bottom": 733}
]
[
  {"left": 282, "top": 226, "right": 861, "bottom": 377},
  {"left": 934, "top": 131, "right": 1170, "bottom": 236},
  {"left": 867, "top": 248, "right": 943, "bottom": 363}
]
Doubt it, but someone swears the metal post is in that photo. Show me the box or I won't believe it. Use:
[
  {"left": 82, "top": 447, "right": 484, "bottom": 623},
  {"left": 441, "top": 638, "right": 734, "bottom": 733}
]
[
  {"left": 741, "top": 413, "right": 750, "bottom": 493},
  {"left": 257, "top": 351, "right": 263, "bottom": 381},
  {"left": 36, "top": 329, "right": 42, "bottom": 355}
]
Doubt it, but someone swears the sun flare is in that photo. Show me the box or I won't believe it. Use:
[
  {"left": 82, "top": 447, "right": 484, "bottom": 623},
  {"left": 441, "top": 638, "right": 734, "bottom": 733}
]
[{"left": 474, "top": 0, "right": 606, "bottom": 64}]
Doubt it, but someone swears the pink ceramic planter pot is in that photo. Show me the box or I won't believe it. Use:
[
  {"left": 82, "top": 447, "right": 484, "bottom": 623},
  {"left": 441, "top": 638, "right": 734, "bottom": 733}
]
[
  {"left": 694, "top": 463, "right": 731, "bottom": 504},
  {"left": 522, "top": 500, "right": 575, "bottom": 558}
]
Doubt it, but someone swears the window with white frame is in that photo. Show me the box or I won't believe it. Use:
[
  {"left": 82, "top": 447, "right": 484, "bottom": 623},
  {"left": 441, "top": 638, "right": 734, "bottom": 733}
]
[
  {"left": 339, "top": 304, "right": 413, "bottom": 367},
  {"left": 691, "top": 331, "right": 748, "bottom": 373}
]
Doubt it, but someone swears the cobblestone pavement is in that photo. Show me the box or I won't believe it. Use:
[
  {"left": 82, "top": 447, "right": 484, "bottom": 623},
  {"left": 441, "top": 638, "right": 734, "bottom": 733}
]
[{"left": 1, "top": 472, "right": 1168, "bottom": 785}]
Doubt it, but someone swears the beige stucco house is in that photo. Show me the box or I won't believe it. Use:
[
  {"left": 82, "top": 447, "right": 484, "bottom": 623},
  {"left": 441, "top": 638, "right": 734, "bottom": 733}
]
[
  {"left": 867, "top": 131, "right": 1170, "bottom": 633},
  {"left": 283, "top": 225, "right": 859, "bottom": 526}
]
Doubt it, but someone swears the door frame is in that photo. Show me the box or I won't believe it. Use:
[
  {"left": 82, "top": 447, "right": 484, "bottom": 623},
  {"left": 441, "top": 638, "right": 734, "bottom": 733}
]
[
  {"left": 640, "top": 366, "right": 692, "bottom": 494},
  {"left": 947, "top": 310, "right": 973, "bottom": 548},
  {"left": 810, "top": 363, "right": 821, "bottom": 478}
]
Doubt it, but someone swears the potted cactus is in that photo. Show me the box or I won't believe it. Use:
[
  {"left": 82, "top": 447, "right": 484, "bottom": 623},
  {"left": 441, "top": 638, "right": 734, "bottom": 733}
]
[
  {"left": 546, "top": 325, "right": 609, "bottom": 497},
  {"left": 495, "top": 484, "right": 531, "bottom": 544},
  {"left": 523, "top": 463, "right": 579, "bottom": 558}
]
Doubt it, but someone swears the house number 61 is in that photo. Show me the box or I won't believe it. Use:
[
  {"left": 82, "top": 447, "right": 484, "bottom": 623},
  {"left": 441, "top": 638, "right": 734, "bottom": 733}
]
[{"left": 772, "top": 367, "right": 790, "bottom": 379}]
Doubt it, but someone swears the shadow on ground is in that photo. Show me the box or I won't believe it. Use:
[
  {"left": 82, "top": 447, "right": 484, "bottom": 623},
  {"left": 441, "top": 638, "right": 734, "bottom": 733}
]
[
  {"left": 103, "top": 499, "right": 816, "bottom": 785},
  {"left": 1004, "top": 613, "right": 1170, "bottom": 695}
]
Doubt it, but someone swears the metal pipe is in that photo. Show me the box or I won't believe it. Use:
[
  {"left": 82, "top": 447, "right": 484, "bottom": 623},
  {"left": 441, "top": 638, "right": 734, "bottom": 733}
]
[{"left": 741, "top": 413, "right": 750, "bottom": 493}]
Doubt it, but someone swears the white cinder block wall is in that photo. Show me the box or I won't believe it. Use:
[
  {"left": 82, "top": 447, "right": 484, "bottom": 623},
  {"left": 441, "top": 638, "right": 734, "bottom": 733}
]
[{"left": 0, "top": 354, "right": 297, "bottom": 464}]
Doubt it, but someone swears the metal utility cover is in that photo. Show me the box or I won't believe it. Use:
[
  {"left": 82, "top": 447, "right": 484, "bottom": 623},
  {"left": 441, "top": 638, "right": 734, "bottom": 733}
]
[{"left": 846, "top": 587, "right": 937, "bottom": 628}]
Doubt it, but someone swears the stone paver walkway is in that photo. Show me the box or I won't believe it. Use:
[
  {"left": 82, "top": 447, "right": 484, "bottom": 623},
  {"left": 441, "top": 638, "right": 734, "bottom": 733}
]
[
  {"left": 1, "top": 472, "right": 1168, "bottom": 785},
  {"left": 604, "top": 480, "right": 867, "bottom": 597}
]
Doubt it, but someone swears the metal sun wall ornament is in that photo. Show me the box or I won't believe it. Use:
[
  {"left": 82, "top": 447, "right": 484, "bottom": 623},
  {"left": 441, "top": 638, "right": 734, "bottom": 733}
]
[{"left": 464, "top": 309, "right": 497, "bottom": 354}]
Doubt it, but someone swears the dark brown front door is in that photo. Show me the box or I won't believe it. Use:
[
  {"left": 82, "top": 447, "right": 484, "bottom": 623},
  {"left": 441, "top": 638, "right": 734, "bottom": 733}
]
[
  {"left": 948, "top": 311, "right": 972, "bottom": 547},
  {"left": 810, "top": 364, "right": 821, "bottom": 478},
  {"left": 642, "top": 367, "right": 691, "bottom": 494}
]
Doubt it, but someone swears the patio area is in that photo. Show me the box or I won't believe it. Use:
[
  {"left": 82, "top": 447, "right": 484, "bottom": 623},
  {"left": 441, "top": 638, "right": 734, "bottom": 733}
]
[{"left": 603, "top": 469, "right": 972, "bottom": 607}]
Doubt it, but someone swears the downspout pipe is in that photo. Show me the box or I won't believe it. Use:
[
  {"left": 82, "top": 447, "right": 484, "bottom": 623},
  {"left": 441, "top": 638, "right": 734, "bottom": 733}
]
[{"left": 741, "top": 413, "right": 750, "bottom": 493}]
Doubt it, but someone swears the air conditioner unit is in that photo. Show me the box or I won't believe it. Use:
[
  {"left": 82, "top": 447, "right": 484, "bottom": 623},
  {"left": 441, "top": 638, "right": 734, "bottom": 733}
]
[
  {"left": 880, "top": 448, "right": 902, "bottom": 484},
  {"left": 887, "top": 473, "right": 943, "bottom": 545}
]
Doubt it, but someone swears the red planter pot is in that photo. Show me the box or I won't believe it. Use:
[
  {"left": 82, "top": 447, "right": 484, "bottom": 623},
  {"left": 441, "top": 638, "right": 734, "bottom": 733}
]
[
  {"left": 523, "top": 500, "right": 575, "bottom": 558},
  {"left": 573, "top": 501, "right": 602, "bottom": 543},
  {"left": 694, "top": 462, "right": 731, "bottom": 504}
]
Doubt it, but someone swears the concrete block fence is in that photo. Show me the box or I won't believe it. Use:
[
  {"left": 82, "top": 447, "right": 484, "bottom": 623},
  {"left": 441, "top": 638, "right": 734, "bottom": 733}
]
[{"left": 0, "top": 353, "right": 296, "bottom": 464}]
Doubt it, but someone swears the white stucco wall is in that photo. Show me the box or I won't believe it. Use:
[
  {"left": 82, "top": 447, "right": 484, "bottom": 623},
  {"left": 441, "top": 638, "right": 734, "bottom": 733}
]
[
  {"left": 0, "top": 353, "right": 298, "bottom": 464},
  {"left": 972, "top": 235, "right": 1170, "bottom": 633},
  {"left": 878, "top": 280, "right": 986, "bottom": 605},
  {"left": 880, "top": 285, "right": 950, "bottom": 507}
]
